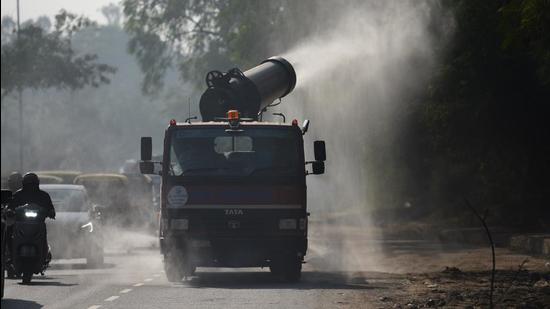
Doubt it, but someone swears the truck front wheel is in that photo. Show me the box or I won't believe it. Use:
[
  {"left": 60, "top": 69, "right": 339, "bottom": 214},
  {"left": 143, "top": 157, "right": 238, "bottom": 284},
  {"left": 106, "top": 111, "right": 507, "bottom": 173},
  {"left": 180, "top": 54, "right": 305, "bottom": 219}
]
[
  {"left": 270, "top": 255, "right": 302, "bottom": 282},
  {"left": 164, "top": 250, "right": 196, "bottom": 282},
  {"left": 164, "top": 252, "right": 183, "bottom": 282},
  {"left": 21, "top": 271, "right": 32, "bottom": 284}
]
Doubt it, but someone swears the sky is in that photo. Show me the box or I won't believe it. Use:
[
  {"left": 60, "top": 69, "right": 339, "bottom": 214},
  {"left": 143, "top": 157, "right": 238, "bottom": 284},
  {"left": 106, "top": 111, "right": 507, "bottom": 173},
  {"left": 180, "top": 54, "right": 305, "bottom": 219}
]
[{"left": 1, "top": 0, "right": 117, "bottom": 23}]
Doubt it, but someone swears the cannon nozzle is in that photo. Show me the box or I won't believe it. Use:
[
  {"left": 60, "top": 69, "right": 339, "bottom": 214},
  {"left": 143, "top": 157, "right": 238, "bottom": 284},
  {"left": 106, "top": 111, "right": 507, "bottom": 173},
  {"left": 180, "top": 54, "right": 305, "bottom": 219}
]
[{"left": 199, "top": 56, "right": 296, "bottom": 121}]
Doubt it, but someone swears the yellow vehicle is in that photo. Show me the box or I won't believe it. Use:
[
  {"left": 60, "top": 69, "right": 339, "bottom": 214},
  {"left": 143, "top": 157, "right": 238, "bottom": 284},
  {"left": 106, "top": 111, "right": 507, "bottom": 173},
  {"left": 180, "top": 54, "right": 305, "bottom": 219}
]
[
  {"left": 34, "top": 171, "right": 81, "bottom": 184},
  {"left": 36, "top": 175, "right": 63, "bottom": 184},
  {"left": 74, "top": 173, "right": 153, "bottom": 229},
  {"left": 74, "top": 173, "right": 131, "bottom": 227}
]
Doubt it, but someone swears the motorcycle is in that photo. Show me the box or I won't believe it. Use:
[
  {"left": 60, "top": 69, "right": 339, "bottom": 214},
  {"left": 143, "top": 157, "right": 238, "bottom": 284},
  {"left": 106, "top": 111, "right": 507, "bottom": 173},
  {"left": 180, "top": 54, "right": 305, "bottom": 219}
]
[{"left": 9, "top": 203, "right": 52, "bottom": 284}]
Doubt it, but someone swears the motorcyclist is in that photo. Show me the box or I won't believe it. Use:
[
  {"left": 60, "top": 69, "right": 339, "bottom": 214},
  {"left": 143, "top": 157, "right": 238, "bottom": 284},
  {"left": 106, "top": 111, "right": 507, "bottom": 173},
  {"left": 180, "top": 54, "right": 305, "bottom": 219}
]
[
  {"left": 6, "top": 173, "right": 55, "bottom": 276},
  {"left": 8, "top": 173, "right": 55, "bottom": 218},
  {"left": 7, "top": 172, "right": 23, "bottom": 192}
]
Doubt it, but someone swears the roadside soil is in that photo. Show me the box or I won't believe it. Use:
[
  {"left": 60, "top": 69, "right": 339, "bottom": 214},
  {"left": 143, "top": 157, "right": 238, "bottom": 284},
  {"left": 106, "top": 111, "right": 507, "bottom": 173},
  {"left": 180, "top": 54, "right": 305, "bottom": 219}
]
[{"left": 308, "top": 220, "right": 550, "bottom": 308}]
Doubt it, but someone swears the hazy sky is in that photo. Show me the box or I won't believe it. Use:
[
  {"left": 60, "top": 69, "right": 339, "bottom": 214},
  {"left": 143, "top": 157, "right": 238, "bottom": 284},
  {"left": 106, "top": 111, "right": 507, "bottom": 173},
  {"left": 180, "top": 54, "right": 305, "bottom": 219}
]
[{"left": 1, "top": 0, "right": 117, "bottom": 23}]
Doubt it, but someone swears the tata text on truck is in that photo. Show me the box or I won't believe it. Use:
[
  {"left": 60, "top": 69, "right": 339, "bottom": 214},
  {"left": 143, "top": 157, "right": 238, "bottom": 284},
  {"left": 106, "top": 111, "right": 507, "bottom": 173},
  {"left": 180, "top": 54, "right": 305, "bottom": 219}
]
[{"left": 140, "top": 57, "right": 326, "bottom": 282}]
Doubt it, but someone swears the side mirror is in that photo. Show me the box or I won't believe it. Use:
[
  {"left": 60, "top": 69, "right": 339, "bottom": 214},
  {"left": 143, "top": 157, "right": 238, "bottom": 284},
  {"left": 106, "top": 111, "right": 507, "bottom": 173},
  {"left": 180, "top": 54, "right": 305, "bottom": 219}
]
[
  {"left": 312, "top": 161, "right": 325, "bottom": 175},
  {"left": 140, "top": 161, "right": 154, "bottom": 174},
  {"left": 1, "top": 189, "right": 12, "bottom": 204},
  {"left": 141, "top": 137, "right": 152, "bottom": 161},
  {"left": 314, "top": 140, "right": 326, "bottom": 161},
  {"left": 302, "top": 119, "right": 310, "bottom": 135}
]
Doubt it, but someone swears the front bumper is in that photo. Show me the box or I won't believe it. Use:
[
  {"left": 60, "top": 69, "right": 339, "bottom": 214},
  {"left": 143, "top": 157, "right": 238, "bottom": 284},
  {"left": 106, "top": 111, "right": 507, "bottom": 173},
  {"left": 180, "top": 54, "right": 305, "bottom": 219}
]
[{"left": 161, "top": 234, "right": 307, "bottom": 267}]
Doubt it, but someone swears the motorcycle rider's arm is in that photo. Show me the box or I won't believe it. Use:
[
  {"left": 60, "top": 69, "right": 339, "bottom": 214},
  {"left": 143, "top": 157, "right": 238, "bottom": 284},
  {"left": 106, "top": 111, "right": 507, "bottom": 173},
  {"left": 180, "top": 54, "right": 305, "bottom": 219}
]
[{"left": 45, "top": 194, "right": 56, "bottom": 219}]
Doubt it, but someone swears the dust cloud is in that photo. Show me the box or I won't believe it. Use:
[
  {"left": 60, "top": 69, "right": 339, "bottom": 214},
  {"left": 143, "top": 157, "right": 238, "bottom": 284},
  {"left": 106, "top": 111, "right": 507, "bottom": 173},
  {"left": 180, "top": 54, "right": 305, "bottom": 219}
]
[{"left": 275, "top": 1, "right": 447, "bottom": 273}]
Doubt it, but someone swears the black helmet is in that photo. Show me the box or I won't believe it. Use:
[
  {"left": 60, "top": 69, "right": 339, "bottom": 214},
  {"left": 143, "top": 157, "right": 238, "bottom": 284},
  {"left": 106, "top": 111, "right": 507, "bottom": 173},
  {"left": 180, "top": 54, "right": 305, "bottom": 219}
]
[
  {"left": 8, "top": 172, "right": 23, "bottom": 191},
  {"left": 22, "top": 172, "right": 40, "bottom": 187}
]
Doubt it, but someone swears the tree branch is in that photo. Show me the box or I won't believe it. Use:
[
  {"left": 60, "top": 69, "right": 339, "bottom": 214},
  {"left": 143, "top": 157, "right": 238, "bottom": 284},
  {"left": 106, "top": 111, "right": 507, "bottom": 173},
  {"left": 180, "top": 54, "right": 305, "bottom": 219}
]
[{"left": 464, "top": 198, "right": 495, "bottom": 309}]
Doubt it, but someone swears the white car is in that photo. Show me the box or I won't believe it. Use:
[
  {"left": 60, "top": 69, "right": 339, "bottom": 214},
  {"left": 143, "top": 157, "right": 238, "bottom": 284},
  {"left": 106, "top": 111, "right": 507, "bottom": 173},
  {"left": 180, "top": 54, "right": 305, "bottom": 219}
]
[{"left": 41, "top": 184, "right": 103, "bottom": 267}]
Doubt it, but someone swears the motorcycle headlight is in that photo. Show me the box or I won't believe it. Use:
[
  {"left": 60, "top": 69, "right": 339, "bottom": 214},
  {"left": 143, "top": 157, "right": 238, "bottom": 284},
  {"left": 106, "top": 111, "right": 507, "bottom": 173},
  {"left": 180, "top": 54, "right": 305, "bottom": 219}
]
[
  {"left": 81, "top": 222, "right": 94, "bottom": 233},
  {"left": 279, "top": 218, "right": 297, "bottom": 230},
  {"left": 25, "top": 211, "right": 38, "bottom": 218}
]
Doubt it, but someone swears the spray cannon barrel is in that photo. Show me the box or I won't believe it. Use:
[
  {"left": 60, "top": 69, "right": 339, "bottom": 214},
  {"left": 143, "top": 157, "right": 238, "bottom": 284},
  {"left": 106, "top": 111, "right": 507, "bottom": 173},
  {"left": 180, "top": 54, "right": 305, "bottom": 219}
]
[{"left": 199, "top": 56, "right": 296, "bottom": 121}]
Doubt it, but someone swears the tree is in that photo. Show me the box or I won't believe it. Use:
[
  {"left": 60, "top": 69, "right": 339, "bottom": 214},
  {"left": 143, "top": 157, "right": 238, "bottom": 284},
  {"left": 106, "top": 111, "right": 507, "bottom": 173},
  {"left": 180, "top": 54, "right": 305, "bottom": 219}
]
[
  {"left": 1, "top": 17, "right": 16, "bottom": 45},
  {"left": 123, "top": 0, "right": 317, "bottom": 94},
  {"left": 422, "top": 0, "right": 550, "bottom": 228},
  {"left": 1, "top": 11, "right": 116, "bottom": 98},
  {"left": 101, "top": 3, "right": 122, "bottom": 26},
  {"left": 499, "top": 0, "right": 550, "bottom": 86},
  {"left": 122, "top": 0, "right": 550, "bottom": 230},
  {"left": 2, "top": 4, "right": 192, "bottom": 173}
]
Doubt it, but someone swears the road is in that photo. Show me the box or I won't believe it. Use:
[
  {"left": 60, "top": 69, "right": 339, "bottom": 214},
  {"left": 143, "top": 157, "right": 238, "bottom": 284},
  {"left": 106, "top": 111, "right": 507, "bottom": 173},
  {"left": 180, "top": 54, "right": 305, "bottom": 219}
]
[
  {"left": 0, "top": 223, "right": 403, "bottom": 309},
  {"left": 2, "top": 248, "right": 399, "bottom": 309},
  {"left": 2, "top": 226, "right": 548, "bottom": 308}
]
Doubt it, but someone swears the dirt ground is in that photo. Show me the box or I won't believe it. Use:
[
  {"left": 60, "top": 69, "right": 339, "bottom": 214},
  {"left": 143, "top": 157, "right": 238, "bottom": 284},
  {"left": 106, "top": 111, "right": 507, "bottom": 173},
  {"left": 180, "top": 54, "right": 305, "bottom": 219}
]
[
  {"left": 309, "top": 221, "right": 550, "bottom": 308},
  {"left": 371, "top": 251, "right": 550, "bottom": 308}
]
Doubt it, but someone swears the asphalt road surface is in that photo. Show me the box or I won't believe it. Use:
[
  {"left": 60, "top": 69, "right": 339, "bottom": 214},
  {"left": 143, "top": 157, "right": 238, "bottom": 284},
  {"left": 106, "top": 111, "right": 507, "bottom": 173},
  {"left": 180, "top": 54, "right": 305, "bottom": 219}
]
[
  {"left": 1, "top": 222, "right": 412, "bottom": 309},
  {"left": 2, "top": 247, "right": 397, "bottom": 309},
  {"left": 3, "top": 226, "right": 547, "bottom": 308}
]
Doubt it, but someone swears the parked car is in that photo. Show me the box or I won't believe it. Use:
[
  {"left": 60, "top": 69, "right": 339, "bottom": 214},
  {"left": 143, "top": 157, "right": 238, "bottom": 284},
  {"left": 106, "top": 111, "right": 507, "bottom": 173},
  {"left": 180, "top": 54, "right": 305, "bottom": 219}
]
[{"left": 40, "top": 184, "right": 103, "bottom": 267}]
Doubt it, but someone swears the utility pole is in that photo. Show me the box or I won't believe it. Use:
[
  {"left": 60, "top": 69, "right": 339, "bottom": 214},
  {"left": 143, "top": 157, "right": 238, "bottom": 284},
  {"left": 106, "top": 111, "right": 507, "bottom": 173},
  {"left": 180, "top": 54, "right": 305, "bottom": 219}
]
[{"left": 17, "top": 0, "right": 23, "bottom": 172}]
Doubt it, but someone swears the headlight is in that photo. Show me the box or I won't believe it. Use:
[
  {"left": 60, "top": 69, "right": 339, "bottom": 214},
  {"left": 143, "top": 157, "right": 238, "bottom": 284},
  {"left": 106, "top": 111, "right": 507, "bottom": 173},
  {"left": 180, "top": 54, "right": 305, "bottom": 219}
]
[
  {"left": 171, "top": 219, "right": 189, "bottom": 230},
  {"left": 24, "top": 211, "right": 38, "bottom": 218},
  {"left": 81, "top": 222, "right": 94, "bottom": 233},
  {"left": 279, "top": 218, "right": 297, "bottom": 230}
]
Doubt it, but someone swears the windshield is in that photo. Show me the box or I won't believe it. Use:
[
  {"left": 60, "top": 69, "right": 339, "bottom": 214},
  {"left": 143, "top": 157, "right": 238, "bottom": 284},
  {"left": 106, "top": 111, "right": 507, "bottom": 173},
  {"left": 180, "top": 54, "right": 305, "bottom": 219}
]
[
  {"left": 169, "top": 127, "right": 302, "bottom": 177},
  {"left": 45, "top": 188, "right": 89, "bottom": 212}
]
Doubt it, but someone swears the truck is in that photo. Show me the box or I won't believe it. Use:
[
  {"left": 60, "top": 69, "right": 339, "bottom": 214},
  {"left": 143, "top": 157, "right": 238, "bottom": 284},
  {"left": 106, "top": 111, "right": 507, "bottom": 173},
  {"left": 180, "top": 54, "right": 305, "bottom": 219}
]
[{"left": 139, "top": 57, "right": 326, "bottom": 282}]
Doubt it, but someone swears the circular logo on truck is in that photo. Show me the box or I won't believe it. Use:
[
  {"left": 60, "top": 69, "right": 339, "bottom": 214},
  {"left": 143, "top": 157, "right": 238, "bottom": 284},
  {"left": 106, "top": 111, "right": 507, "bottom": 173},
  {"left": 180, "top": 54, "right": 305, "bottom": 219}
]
[{"left": 167, "top": 186, "right": 188, "bottom": 208}]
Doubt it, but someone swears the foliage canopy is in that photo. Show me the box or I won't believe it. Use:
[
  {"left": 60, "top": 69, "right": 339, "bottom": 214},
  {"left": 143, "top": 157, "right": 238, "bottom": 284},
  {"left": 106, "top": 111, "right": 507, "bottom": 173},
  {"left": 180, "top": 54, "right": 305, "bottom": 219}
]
[
  {"left": 121, "top": 0, "right": 550, "bottom": 229},
  {"left": 1, "top": 11, "right": 116, "bottom": 97},
  {"left": 123, "top": 0, "right": 317, "bottom": 94}
]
